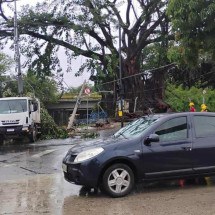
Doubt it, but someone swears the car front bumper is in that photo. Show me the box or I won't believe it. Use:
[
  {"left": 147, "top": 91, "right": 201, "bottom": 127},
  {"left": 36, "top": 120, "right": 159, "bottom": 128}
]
[{"left": 62, "top": 159, "right": 101, "bottom": 188}]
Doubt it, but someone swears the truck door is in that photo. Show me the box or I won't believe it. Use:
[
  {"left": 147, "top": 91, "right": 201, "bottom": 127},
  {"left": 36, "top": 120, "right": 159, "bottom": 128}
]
[{"left": 141, "top": 116, "right": 194, "bottom": 179}]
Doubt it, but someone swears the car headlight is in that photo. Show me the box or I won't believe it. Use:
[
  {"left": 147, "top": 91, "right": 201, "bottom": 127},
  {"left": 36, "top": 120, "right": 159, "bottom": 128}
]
[{"left": 74, "top": 147, "right": 104, "bottom": 163}]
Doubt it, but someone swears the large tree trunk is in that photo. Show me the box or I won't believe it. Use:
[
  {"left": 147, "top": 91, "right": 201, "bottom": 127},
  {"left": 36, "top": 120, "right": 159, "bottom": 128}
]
[
  {"left": 122, "top": 56, "right": 143, "bottom": 112},
  {"left": 121, "top": 57, "right": 167, "bottom": 114}
]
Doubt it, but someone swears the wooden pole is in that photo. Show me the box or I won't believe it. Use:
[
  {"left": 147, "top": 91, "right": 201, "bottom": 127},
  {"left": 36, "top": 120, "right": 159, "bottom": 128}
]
[{"left": 67, "top": 80, "right": 86, "bottom": 129}]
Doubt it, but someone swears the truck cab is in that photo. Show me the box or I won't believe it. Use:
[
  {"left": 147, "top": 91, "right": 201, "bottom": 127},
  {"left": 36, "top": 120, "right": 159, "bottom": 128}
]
[{"left": 0, "top": 97, "right": 40, "bottom": 143}]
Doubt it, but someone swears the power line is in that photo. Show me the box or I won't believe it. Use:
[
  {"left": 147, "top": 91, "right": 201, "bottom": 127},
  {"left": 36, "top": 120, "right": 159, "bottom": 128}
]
[
  {"left": 98, "top": 63, "right": 215, "bottom": 90},
  {"left": 98, "top": 63, "right": 176, "bottom": 86}
]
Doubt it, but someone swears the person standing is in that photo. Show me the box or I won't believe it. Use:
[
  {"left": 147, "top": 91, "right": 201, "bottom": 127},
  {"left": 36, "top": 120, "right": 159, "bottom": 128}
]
[
  {"left": 189, "top": 102, "right": 196, "bottom": 112},
  {"left": 201, "top": 103, "right": 207, "bottom": 112}
]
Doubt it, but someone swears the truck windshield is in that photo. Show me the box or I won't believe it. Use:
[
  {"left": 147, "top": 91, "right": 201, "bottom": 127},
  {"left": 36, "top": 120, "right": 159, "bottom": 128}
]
[{"left": 0, "top": 99, "right": 27, "bottom": 114}]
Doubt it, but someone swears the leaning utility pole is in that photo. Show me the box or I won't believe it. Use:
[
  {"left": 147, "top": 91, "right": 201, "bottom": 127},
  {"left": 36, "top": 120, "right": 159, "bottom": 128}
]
[
  {"left": 14, "top": 0, "right": 23, "bottom": 95},
  {"left": 67, "top": 80, "right": 86, "bottom": 130}
]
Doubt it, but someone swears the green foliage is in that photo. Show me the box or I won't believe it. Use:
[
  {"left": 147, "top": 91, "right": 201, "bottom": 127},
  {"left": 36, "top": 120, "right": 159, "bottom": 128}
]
[
  {"left": 24, "top": 71, "right": 59, "bottom": 104},
  {"left": 0, "top": 53, "right": 14, "bottom": 77},
  {"left": 167, "top": 0, "right": 215, "bottom": 67},
  {"left": 165, "top": 84, "right": 215, "bottom": 112},
  {"left": 40, "top": 107, "right": 68, "bottom": 139},
  {"left": 167, "top": 45, "right": 185, "bottom": 65},
  {"left": 0, "top": 70, "right": 59, "bottom": 104},
  {"left": 142, "top": 43, "right": 169, "bottom": 71},
  {"left": 24, "top": 72, "right": 65, "bottom": 140},
  {"left": 0, "top": 68, "right": 64, "bottom": 140},
  {"left": 1, "top": 0, "right": 178, "bottom": 112},
  {"left": 0, "top": 0, "right": 171, "bottom": 92},
  {"left": 0, "top": 53, "right": 15, "bottom": 97}
]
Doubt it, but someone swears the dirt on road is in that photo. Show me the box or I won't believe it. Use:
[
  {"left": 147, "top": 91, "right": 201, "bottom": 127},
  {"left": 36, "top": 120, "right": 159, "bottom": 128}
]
[{"left": 1, "top": 173, "right": 215, "bottom": 215}]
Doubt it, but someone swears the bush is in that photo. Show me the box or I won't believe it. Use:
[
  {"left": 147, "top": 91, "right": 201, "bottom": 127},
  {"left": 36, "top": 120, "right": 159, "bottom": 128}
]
[
  {"left": 165, "top": 84, "right": 215, "bottom": 112},
  {"left": 40, "top": 107, "right": 69, "bottom": 139}
]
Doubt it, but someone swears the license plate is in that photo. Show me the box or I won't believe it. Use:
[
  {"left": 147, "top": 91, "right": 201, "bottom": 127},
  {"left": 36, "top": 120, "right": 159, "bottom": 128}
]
[
  {"left": 7, "top": 128, "right": 14, "bottom": 132},
  {"left": 62, "top": 163, "right": 67, "bottom": 173}
]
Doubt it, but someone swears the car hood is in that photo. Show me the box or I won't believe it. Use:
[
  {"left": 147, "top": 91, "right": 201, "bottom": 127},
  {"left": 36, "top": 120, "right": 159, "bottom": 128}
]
[{"left": 68, "top": 136, "right": 127, "bottom": 154}]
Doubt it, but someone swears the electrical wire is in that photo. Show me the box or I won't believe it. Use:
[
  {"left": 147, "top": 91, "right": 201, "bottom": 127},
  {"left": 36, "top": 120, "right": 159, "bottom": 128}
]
[{"left": 98, "top": 63, "right": 175, "bottom": 86}]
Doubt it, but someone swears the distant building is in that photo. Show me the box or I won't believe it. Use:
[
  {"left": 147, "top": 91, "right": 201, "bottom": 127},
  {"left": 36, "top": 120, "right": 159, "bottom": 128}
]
[{"left": 46, "top": 94, "right": 101, "bottom": 126}]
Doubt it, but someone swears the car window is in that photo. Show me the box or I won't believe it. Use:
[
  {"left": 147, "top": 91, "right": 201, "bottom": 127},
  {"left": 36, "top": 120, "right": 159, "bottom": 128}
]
[
  {"left": 194, "top": 116, "right": 215, "bottom": 138},
  {"left": 155, "top": 117, "right": 188, "bottom": 142}
]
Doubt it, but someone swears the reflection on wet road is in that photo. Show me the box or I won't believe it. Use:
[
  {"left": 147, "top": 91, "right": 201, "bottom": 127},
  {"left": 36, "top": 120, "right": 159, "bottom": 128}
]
[
  {"left": 1, "top": 138, "right": 215, "bottom": 215},
  {"left": 0, "top": 174, "right": 82, "bottom": 215},
  {"left": 1, "top": 173, "right": 215, "bottom": 215}
]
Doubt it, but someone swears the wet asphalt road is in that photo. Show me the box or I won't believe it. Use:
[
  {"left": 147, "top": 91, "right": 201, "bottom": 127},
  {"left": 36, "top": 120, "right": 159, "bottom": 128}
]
[
  {"left": 1, "top": 135, "right": 215, "bottom": 215},
  {"left": 0, "top": 138, "right": 79, "bottom": 181}
]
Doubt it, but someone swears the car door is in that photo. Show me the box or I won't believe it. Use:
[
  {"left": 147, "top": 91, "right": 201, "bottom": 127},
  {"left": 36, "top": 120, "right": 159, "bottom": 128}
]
[
  {"left": 192, "top": 114, "right": 215, "bottom": 173},
  {"left": 141, "top": 115, "right": 194, "bottom": 179}
]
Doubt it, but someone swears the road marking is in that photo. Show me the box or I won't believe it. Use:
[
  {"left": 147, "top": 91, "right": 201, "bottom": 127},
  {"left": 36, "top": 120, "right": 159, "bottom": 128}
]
[
  {"left": 0, "top": 163, "right": 16, "bottom": 168},
  {"left": 32, "top": 149, "right": 57, "bottom": 158}
]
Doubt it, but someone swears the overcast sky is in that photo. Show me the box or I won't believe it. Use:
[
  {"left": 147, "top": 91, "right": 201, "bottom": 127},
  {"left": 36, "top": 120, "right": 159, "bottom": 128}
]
[{"left": 3, "top": 0, "right": 91, "bottom": 89}]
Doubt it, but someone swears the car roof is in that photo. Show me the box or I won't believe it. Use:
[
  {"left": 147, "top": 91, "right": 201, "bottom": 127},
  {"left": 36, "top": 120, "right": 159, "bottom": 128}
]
[{"left": 146, "top": 112, "right": 215, "bottom": 119}]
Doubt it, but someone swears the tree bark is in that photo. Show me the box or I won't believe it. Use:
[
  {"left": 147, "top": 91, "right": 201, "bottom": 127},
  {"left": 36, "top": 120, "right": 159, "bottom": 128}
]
[{"left": 121, "top": 57, "right": 168, "bottom": 113}]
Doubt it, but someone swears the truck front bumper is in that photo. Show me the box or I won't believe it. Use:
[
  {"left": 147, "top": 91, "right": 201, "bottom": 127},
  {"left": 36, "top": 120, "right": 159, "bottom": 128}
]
[{"left": 0, "top": 125, "right": 30, "bottom": 138}]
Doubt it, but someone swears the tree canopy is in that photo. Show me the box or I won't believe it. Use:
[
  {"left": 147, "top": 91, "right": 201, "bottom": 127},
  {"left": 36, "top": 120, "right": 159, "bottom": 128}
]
[
  {"left": 0, "top": 0, "right": 174, "bottom": 111},
  {"left": 167, "top": 0, "right": 215, "bottom": 66},
  {"left": 2, "top": 0, "right": 215, "bottom": 112},
  {"left": 166, "top": 0, "right": 215, "bottom": 94}
]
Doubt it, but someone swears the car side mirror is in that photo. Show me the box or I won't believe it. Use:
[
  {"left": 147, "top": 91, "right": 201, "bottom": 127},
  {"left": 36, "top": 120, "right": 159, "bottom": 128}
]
[{"left": 144, "top": 134, "right": 159, "bottom": 146}]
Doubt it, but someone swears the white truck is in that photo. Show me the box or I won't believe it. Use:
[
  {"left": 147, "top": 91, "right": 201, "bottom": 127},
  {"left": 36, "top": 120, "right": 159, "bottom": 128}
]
[{"left": 0, "top": 97, "right": 41, "bottom": 143}]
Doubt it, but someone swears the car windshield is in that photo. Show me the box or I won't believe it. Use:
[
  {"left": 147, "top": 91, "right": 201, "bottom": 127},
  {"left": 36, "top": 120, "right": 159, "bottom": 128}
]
[
  {"left": 113, "top": 115, "right": 161, "bottom": 139},
  {"left": 0, "top": 99, "right": 27, "bottom": 114}
]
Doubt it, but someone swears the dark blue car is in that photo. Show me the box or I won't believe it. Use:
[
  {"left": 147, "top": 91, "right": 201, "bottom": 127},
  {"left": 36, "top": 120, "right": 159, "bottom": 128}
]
[{"left": 62, "top": 112, "right": 215, "bottom": 197}]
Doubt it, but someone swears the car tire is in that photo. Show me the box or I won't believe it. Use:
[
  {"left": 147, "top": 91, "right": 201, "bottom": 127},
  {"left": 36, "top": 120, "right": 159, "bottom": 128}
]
[{"left": 102, "top": 163, "right": 134, "bottom": 198}]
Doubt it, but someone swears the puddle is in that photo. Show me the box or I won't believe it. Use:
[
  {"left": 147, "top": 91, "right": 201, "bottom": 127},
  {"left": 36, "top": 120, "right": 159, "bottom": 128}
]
[{"left": 0, "top": 173, "right": 81, "bottom": 215}]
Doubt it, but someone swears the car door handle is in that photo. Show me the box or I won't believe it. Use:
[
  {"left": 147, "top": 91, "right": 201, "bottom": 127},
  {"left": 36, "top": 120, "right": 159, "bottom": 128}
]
[{"left": 181, "top": 147, "right": 192, "bottom": 151}]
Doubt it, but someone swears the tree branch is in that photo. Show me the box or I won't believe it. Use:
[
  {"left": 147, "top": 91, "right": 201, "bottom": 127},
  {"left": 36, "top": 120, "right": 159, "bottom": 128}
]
[
  {"left": 134, "top": 12, "right": 166, "bottom": 56},
  {"left": 87, "top": 1, "right": 117, "bottom": 54},
  {"left": 25, "top": 30, "right": 104, "bottom": 61},
  {"left": 126, "top": 0, "right": 131, "bottom": 27},
  {"left": 0, "top": 0, "right": 10, "bottom": 21}
]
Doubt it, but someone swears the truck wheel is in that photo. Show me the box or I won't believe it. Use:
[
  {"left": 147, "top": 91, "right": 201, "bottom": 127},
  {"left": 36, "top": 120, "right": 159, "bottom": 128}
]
[
  {"left": 0, "top": 136, "right": 4, "bottom": 144},
  {"left": 102, "top": 163, "right": 134, "bottom": 198},
  {"left": 29, "top": 126, "right": 38, "bottom": 143}
]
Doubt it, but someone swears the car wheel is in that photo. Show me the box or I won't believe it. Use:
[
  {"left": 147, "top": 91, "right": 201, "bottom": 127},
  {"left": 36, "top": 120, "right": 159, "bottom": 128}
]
[{"left": 102, "top": 163, "right": 134, "bottom": 197}]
